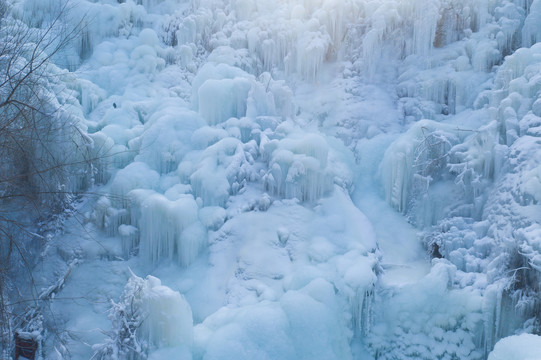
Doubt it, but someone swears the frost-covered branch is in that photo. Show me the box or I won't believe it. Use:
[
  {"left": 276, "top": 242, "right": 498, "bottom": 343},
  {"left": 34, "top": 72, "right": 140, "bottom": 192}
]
[{"left": 0, "top": 2, "right": 93, "bottom": 358}]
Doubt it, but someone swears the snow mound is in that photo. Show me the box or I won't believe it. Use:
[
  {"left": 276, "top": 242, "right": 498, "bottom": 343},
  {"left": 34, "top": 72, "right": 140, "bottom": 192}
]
[
  {"left": 488, "top": 334, "right": 541, "bottom": 360},
  {"left": 139, "top": 275, "right": 193, "bottom": 349}
]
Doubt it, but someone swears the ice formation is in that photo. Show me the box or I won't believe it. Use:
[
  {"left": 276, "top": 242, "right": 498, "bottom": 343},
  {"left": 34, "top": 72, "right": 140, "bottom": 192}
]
[
  {"left": 4, "top": 0, "right": 541, "bottom": 359},
  {"left": 138, "top": 275, "right": 193, "bottom": 348}
]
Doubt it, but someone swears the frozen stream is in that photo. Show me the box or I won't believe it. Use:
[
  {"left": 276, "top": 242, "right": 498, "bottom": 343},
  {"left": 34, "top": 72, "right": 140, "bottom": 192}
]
[
  {"left": 294, "top": 66, "right": 431, "bottom": 287},
  {"left": 353, "top": 180, "right": 430, "bottom": 287}
]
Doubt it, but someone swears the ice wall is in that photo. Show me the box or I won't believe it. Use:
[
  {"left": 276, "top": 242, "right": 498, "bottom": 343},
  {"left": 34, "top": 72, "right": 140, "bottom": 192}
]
[
  {"left": 83, "top": 34, "right": 356, "bottom": 266},
  {"left": 356, "top": 0, "right": 541, "bottom": 357},
  {"left": 361, "top": 0, "right": 530, "bottom": 119},
  {"left": 379, "top": 7, "right": 541, "bottom": 356},
  {"left": 380, "top": 0, "right": 540, "bottom": 223}
]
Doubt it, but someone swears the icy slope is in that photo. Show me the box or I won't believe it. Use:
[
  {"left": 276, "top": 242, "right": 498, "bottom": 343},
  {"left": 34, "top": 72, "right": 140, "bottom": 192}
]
[{"left": 5, "top": 0, "right": 541, "bottom": 359}]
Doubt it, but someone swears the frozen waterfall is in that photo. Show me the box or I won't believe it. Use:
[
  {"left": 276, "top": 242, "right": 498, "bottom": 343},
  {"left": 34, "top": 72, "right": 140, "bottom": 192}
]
[{"left": 3, "top": 0, "right": 541, "bottom": 359}]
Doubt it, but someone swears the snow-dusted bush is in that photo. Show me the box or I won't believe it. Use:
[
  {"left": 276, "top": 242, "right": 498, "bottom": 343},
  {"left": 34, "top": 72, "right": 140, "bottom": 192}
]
[
  {"left": 92, "top": 273, "right": 193, "bottom": 360},
  {"left": 380, "top": 120, "right": 465, "bottom": 225},
  {"left": 0, "top": 4, "right": 91, "bottom": 210}
]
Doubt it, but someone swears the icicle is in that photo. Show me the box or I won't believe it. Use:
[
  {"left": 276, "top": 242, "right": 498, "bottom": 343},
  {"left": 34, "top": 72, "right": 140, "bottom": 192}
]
[
  {"left": 129, "top": 191, "right": 205, "bottom": 266},
  {"left": 264, "top": 134, "right": 334, "bottom": 202},
  {"left": 522, "top": 0, "right": 541, "bottom": 47},
  {"left": 198, "top": 78, "right": 252, "bottom": 125}
]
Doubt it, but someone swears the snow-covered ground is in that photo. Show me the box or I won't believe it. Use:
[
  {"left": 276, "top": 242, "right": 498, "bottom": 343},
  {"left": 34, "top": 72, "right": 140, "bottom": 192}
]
[{"left": 3, "top": 0, "right": 541, "bottom": 359}]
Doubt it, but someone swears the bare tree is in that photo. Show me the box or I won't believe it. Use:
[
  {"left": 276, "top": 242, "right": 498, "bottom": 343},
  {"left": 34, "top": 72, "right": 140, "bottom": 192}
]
[{"left": 0, "top": 1, "right": 91, "bottom": 358}]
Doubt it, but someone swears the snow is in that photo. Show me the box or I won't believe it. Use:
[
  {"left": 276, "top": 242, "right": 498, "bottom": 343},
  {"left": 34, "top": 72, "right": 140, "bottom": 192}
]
[
  {"left": 488, "top": 334, "right": 541, "bottom": 360},
  {"left": 194, "top": 280, "right": 354, "bottom": 360}
]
